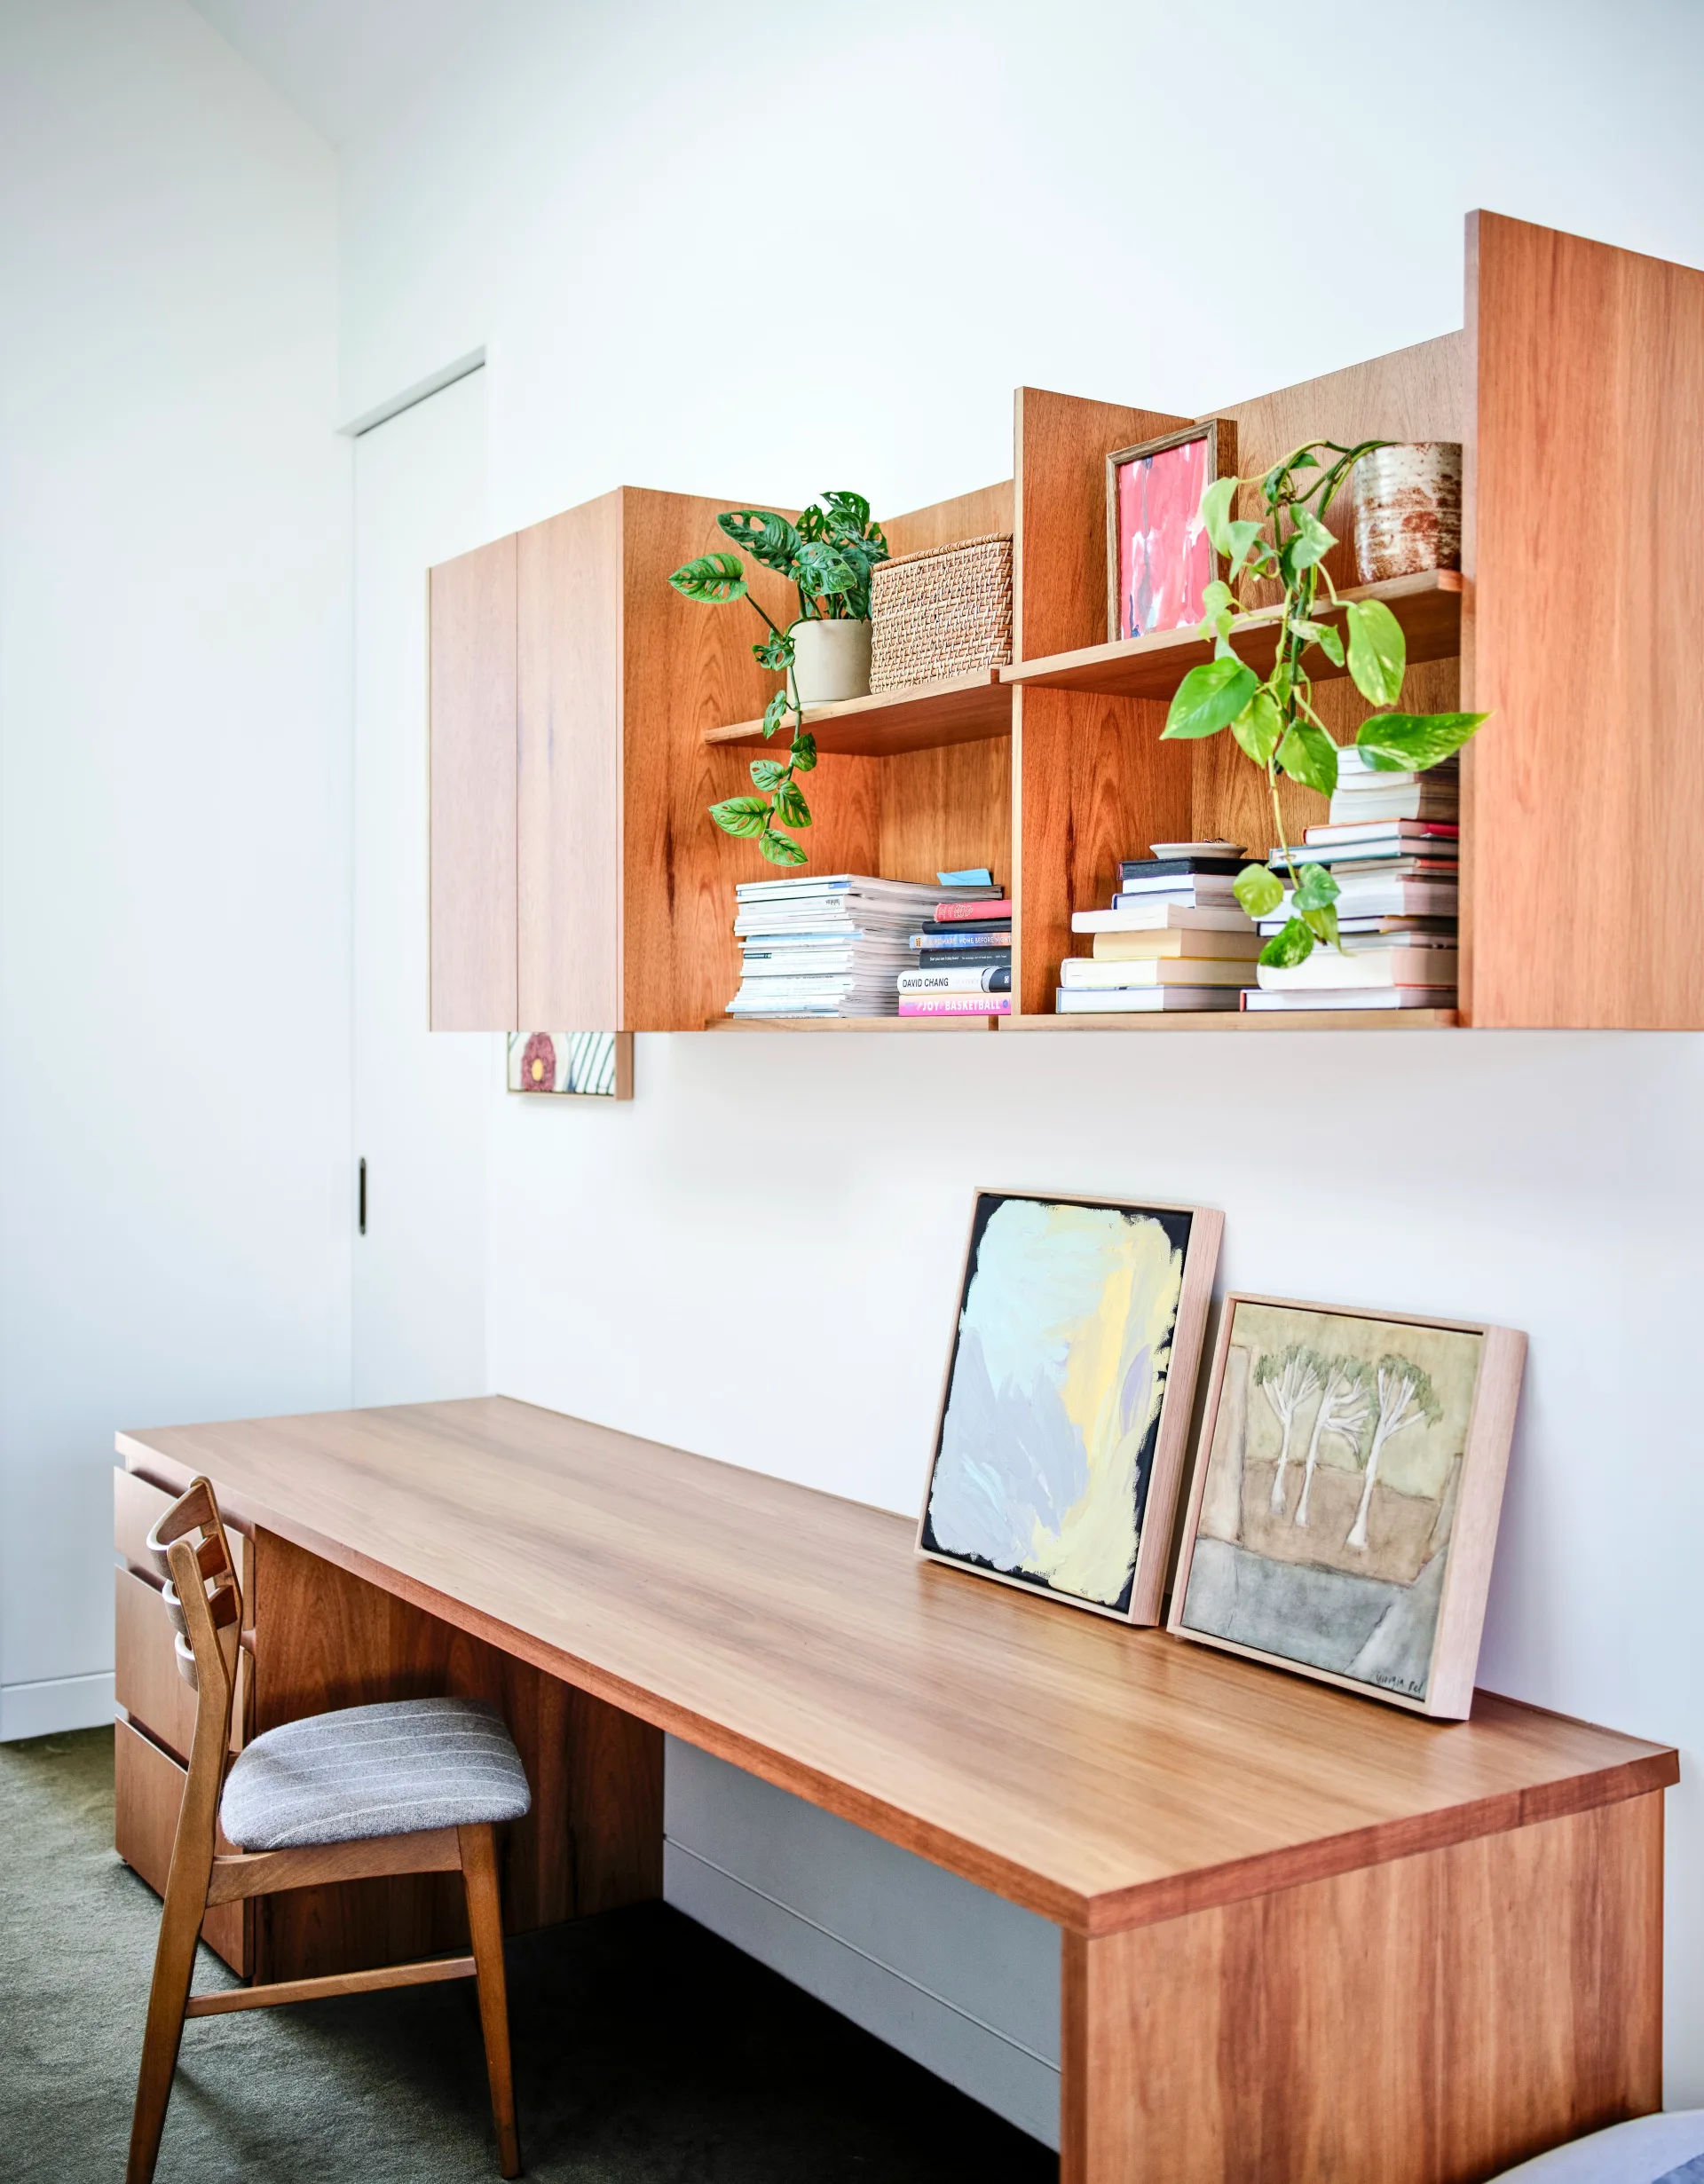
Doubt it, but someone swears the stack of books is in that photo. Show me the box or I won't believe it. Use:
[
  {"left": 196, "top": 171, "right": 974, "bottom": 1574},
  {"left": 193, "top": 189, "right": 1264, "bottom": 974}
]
[
  {"left": 1246, "top": 753, "right": 1460, "bottom": 1013},
  {"left": 1057, "top": 843, "right": 1263, "bottom": 1013},
  {"left": 897, "top": 872, "right": 1012, "bottom": 1017},
  {"left": 727, "top": 875, "right": 952, "bottom": 1018}
]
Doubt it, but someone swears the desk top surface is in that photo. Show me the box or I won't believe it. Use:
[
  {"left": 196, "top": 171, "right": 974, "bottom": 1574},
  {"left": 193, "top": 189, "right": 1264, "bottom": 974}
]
[{"left": 119, "top": 1396, "right": 1676, "bottom": 1936}]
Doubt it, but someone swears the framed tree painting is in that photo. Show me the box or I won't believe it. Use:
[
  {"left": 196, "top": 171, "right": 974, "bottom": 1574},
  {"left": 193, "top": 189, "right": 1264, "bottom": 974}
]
[
  {"left": 1106, "top": 418, "right": 1236, "bottom": 643},
  {"left": 1169, "top": 1296, "right": 1526, "bottom": 1717},
  {"left": 917, "top": 1189, "right": 1222, "bottom": 1624}
]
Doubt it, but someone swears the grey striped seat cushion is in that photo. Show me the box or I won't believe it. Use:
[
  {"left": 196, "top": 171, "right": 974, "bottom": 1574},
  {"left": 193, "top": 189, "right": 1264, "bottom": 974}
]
[{"left": 220, "top": 1697, "right": 531, "bottom": 1851}]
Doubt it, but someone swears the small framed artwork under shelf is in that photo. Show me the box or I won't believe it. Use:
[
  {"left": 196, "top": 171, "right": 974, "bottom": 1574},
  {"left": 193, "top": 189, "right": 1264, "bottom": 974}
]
[{"left": 507, "top": 1030, "right": 634, "bottom": 1100}]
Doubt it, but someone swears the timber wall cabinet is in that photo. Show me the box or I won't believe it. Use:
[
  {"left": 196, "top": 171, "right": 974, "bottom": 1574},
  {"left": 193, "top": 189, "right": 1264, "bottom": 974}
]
[{"left": 427, "top": 213, "right": 1704, "bottom": 1035}]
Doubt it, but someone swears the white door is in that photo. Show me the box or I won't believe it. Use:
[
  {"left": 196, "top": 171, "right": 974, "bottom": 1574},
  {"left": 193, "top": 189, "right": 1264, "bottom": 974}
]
[{"left": 351, "top": 369, "right": 492, "bottom": 1405}]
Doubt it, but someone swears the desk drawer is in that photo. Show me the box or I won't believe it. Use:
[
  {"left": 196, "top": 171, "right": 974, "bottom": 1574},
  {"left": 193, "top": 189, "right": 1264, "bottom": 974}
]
[
  {"left": 114, "top": 1565, "right": 199, "bottom": 1764},
  {"left": 114, "top": 1468, "right": 174, "bottom": 1575},
  {"left": 114, "top": 1718, "right": 248, "bottom": 1975},
  {"left": 114, "top": 1466, "right": 254, "bottom": 1617}
]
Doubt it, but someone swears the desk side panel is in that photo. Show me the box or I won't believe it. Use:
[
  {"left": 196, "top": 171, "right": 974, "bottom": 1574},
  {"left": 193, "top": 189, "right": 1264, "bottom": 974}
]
[
  {"left": 1061, "top": 1791, "right": 1663, "bottom": 2184},
  {"left": 252, "top": 1529, "right": 661, "bottom": 1982}
]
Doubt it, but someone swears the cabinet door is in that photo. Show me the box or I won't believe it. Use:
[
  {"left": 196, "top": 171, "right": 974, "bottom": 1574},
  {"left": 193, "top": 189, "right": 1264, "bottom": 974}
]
[
  {"left": 517, "top": 496, "right": 623, "bottom": 1028},
  {"left": 430, "top": 533, "right": 517, "bottom": 1029}
]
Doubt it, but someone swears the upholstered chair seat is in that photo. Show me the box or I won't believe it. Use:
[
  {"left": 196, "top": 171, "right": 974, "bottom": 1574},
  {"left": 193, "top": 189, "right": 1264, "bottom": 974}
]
[
  {"left": 1490, "top": 2113, "right": 1704, "bottom": 2181},
  {"left": 221, "top": 1697, "right": 531, "bottom": 1851}
]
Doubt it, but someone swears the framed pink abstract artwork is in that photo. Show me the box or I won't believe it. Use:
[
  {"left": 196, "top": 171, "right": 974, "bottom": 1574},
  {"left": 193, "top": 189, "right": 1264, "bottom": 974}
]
[{"left": 1106, "top": 420, "right": 1235, "bottom": 643}]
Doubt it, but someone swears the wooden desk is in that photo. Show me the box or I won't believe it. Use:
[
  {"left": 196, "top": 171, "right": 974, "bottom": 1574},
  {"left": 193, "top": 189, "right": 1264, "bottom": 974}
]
[{"left": 116, "top": 1397, "right": 1676, "bottom": 2183}]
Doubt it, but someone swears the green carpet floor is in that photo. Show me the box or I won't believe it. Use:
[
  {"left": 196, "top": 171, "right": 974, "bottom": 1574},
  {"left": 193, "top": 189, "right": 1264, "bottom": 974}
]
[{"left": 0, "top": 1729, "right": 1057, "bottom": 2182}]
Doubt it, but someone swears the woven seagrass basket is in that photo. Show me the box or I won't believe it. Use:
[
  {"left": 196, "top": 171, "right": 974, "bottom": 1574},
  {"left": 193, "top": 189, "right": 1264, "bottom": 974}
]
[{"left": 869, "top": 532, "right": 1013, "bottom": 694}]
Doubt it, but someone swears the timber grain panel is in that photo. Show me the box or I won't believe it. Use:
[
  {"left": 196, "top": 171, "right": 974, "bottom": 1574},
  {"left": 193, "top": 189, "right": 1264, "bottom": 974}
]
[
  {"left": 119, "top": 1397, "right": 1674, "bottom": 1939},
  {"left": 1061, "top": 1792, "right": 1663, "bottom": 2184},
  {"left": 1013, "top": 390, "right": 1201, "bottom": 1015},
  {"left": 114, "top": 1718, "right": 248, "bottom": 1975},
  {"left": 429, "top": 533, "right": 517, "bottom": 1031},
  {"left": 1464, "top": 211, "right": 1704, "bottom": 1028},
  {"left": 517, "top": 494, "right": 623, "bottom": 1029},
  {"left": 249, "top": 1527, "right": 661, "bottom": 1984}
]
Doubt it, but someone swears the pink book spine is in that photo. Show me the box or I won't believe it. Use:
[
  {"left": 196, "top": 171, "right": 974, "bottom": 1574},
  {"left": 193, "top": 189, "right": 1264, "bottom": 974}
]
[
  {"left": 932, "top": 897, "right": 1015, "bottom": 922},
  {"left": 898, "top": 995, "right": 1013, "bottom": 1015}
]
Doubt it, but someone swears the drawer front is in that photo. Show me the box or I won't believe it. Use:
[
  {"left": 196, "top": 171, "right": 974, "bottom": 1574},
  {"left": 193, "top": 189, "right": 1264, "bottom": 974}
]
[
  {"left": 114, "top": 1565, "right": 199, "bottom": 1763},
  {"left": 114, "top": 1718, "right": 248, "bottom": 1975},
  {"left": 114, "top": 1465, "right": 254, "bottom": 1622},
  {"left": 114, "top": 1467, "right": 175, "bottom": 1576}
]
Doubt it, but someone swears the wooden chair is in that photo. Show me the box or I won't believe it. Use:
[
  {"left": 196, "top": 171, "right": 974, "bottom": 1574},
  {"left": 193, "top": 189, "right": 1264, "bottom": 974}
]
[{"left": 126, "top": 1476, "right": 529, "bottom": 2182}]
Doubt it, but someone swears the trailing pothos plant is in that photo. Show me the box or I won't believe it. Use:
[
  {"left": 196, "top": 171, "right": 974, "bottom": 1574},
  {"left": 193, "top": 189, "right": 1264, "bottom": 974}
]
[
  {"left": 1161, "top": 441, "right": 1487, "bottom": 965},
  {"left": 668, "top": 493, "right": 888, "bottom": 866}
]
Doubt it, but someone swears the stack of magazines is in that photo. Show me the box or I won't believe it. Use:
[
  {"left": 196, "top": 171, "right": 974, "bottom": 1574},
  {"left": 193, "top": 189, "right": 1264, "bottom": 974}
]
[{"left": 726, "top": 875, "right": 986, "bottom": 1019}]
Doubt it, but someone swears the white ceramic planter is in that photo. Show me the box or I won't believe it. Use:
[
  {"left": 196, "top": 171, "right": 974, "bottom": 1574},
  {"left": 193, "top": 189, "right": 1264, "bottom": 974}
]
[{"left": 789, "top": 617, "right": 872, "bottom": 706}]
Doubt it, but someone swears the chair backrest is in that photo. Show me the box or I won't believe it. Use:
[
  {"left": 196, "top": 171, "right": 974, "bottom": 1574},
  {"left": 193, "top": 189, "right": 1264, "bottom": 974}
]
[{"left": 145, "top": 1477, "right": 242, "bottom": 1779}]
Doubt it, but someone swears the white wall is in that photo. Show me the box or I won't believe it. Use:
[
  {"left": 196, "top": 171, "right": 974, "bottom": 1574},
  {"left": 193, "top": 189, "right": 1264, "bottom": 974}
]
[
  {"left": 0, "top": 0, "right": 351, "bottom": 1734},
  {"left": 351, "top": 368, "right": 492, "bottom": 1407},
  {"left": 327, "top": 0, "right": 1704, "bottom": 2107}
]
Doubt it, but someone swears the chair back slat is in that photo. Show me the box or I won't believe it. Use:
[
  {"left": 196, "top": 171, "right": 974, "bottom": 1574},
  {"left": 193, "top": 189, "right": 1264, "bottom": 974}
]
[
  {"left": 194, "top": 1534, "right": 232, "bottom": 1583},
  {"left": 146, "top": 1478, "right": 242, "bottom": 1728}
]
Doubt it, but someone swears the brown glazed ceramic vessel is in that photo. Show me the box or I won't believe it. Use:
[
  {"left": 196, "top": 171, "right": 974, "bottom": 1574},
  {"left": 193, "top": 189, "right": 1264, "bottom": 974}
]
[{"left": 1352, "top": 442, "right": 1463, "bottom": 583}]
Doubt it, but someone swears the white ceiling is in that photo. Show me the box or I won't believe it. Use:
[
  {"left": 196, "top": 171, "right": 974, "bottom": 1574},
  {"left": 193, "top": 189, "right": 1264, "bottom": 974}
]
[{"left": 187, "top": 0, "right": 496, "bottom": 147}]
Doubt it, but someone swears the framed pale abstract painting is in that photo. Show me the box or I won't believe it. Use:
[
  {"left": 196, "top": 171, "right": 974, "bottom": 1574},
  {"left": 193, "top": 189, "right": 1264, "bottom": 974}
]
[
  {"left": 1169, "top": 1296, "right": 1526, "bottom": 1717},
  {"left": 917, "top": 1190, "right": 1222, "bottom": 1624},
  {"left": 1105, "top": 418, "right": 1235, "bottom": 643}
]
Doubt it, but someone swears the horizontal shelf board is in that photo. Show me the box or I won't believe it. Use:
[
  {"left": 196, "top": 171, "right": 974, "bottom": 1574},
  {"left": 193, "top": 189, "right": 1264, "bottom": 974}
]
[
  {"left": 703, "top": 669, "right": 1012, "bottom": 758},
  {"left": 1003, "top": 570, "right": 1462, "bottom": 706},
  {"left": 710, "top": 1014, "right": 1000, "bottom": 1032},
  {"left": 1002, "top": 1008, "right": 1459, "bottom": 1032}
]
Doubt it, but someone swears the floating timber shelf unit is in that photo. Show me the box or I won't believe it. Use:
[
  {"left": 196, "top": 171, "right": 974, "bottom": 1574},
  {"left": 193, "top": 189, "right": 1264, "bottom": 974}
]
[
  {"left": 426, "top": 212, "right": 1704, "bottom": 1034},
  {"left": 1003, "top": 1010, "right": 1460, "bottom": 1034},
  {"left": 714, "top": 1014, "right": 1001, "bottom": 1032},
  {"left": 1004, "top": 569, "right": 1462, "bottom": 706},
  {"left": 704, "top": 668, "right": 1011, "bottom": 759}
]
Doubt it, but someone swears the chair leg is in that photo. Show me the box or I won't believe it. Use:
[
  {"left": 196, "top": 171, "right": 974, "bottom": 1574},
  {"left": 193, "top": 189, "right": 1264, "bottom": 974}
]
[
  {"left": 459, "top": 1823, "right": 522, "bottom": 2178},
  {"left": 126, "top": 1859, "right": 211, "bottom": 2184}
]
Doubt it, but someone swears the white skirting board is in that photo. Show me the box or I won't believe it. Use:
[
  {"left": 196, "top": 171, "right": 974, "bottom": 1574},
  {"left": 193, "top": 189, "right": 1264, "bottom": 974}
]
[
  {"left": 663, "top": 1738, "right": 1061, "bottom": 2149},
  {"left": 0, "top": 1670, "right": 115, "bottom": 1742}
]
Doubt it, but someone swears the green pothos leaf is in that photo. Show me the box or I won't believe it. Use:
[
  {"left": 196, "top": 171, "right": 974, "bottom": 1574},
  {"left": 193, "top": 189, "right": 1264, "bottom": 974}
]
[
  {"left": 757, "top": 828, "right": 809, "bottom": 866},
  {"left": 1286, "top": 506, "right": 1336, "bottom": 570},
  {"left": 750, "top": 759, "right": 786, "bottom": 791},
  {"left": 709, "top": 795, "right": 770, "bottom": 839},
  {"left": 1344, "top": 596, "right": 1407, "bottom": 707},
  {"left": 1276, "top": 720, "right": 1340, "bottom": 798},
  {"left": 761, "top": 691, "right": 792, "bottom": 737},
  {"left": 1292, "top": 863, "right": 1340, "bottom": 911},
  {"left": 1164, "top": 656, "right": 1259, "bottom": 739},
  {"left": 1199, "top": 477, "right": 1237, "bottom": 556},
  {"left": 1258, "top": 916, "right": 1317, "bottom": 968},
  {"left": 1226, "top": 518, "right": 1264, "bottom": 580},
  {"left": 1234, "top": 863, "right": 1285, "bottom": 919},
  {"left": 1355, "top": 711, "right": 1489, "bottom": 770},
  {"left": 1230, "top": 689, "right": 1282, "bottom": 767},
  {"left": 1291, "top": 617, "right": 1345, "bottom": 667},
  {"left": 1301, "top": 900, "right": 1341, "bottom": 950},
  {"left": 789, "top": 730, "right": 818, "bottom": 772}
]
